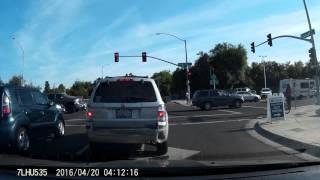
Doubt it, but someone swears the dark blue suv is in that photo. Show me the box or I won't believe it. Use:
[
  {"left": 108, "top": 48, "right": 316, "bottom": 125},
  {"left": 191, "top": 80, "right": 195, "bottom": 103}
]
[{"left": 0, "top": 85, "right": 65, "bottom": 153}]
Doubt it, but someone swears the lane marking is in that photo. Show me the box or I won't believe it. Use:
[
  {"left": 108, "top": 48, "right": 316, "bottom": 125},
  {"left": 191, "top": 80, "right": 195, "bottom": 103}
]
[
  {"left": 170, "top": 118, "right": 253, "bottom": 126},
  {"left": 65, "top": 118, "right": 86, "bottom": 122},
  {"left": 76, "top": 144, "right": 90, "bottom": 156},
  {"left": 217, "top": 109, "right": 242, "bottom": 114},
  {"left": 170, "top": 113, "right": 237, "bottom": 119},
  {"left": 242, "top": 105, "right": 267, "bottom": 109},
  {"left": 65, "top": 124, "right": 86, "bottom": 127}
]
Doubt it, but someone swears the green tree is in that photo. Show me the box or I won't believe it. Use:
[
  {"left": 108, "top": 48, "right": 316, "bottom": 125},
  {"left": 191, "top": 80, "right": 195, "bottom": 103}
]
[
  {"left": 57, "top": 84, "right": 66, "bottom": 93},
  {"left": 43, "top": 81, "right": 51, "bottom": 94},
  {"left": 8, "top": 75, "right": 23, "bottom": 86},
  {"left": 208, "top": 43, "right": 248, "bottom": 89},
  {"left": 68, "top": 81, "right": 92, "bottom": 98},
  {"left": 171, "top": 68, "right": 186, "bottom": 97},
  {"left": 152, "top": 70, "right": 172, "bottom": 97},
  {"left": 189, "top": 52, "right": 211, "bottom": 92}
]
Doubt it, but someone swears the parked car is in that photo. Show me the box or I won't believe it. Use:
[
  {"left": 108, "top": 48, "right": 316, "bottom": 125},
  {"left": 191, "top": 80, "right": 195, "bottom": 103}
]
[
  {"left": 235, "top": 87, "right": 251, "bottom": 93},
  {"left": 235, "top": 91, "right": 261, "bottom": 102},
  {"left": 260, "top": 88, "right": 272, "bottom": 98},
  {"left": 249, "top": 90, "right": 257, "bottom": 94},
  {"left": 47, "top": 93, "right": 81, "bottom": 113},
  {"left": 192, "top": 89, "right": 244, "bottom": 110},
  {"left": 0, "top": 85, "right": 65, "bottom": 153},
  {"left": 86, "top": 76, "right": 169, "bottom": 155}
]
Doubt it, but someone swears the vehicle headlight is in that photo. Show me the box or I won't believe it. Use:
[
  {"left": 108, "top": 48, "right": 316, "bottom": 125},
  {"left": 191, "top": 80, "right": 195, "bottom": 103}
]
[{"left": 74, "top": 98, "right": 80, "bottom": 104}]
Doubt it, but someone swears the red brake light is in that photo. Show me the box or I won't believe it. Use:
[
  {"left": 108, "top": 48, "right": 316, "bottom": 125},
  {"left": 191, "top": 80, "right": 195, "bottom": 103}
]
[
  {"left": 157, "top": 111, "right": 165, "bottom": 118},
  {"left": 2, "top": 94, "right": 11, "bottom": 117},
  {"left": 118, "top": 78, "right": 133, "bottom": 82},
  {"left": 86, "top": 111, "right": 93, "bottom": 118}
]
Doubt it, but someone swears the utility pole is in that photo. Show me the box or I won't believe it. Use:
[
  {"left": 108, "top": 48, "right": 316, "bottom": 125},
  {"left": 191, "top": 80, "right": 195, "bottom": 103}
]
[
  {"left": 303, "top": 0, "right": 319, "bottom": 104},
  {"left": 259, "top": 56, "right": 267, "bottom": 88}
]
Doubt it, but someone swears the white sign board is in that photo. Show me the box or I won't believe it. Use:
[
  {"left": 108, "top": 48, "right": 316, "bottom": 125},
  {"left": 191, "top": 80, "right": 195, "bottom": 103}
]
[{"left": 267, "top": 94, "right": 286, "bottom": 121}]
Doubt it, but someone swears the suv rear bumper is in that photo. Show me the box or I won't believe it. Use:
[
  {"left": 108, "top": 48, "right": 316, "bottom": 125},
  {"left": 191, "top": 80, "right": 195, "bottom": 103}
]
[{"left": 87, "top": 126, "right": 168, "bottom": 144}]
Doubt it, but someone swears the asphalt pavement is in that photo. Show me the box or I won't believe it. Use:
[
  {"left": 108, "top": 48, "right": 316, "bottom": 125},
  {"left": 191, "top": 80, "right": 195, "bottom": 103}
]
[{"left": 0, "top": 97, "right": 316, "bottom": 166}]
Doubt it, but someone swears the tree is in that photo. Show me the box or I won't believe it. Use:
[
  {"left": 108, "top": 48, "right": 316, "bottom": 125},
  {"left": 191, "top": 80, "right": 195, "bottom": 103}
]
[
  {"left": 208, "top": 43, "right": 248, "bottom": 89},
  {"left": 43, "top": 81, "right": 51, "bottom": 94},
  {"left": 8, "top": 75, "right": 23, "bottom": 86},
  {"left": 151, "top": 71, "right": 172, "bottom": 97},
  {"left": 171, "top": 68, "right": 186, "bottom": 97},
  {"left": 68, "top": 81, "right": 92, "bottom": 98},
  {"left": 57, "top": 84, "right": 66, "bottom": 93},
  {"left": 189, "top": 52, "right": 211, "bottom": 92},
  {"left": 24, "top": 82, "right": 42, "bottom": 91}
]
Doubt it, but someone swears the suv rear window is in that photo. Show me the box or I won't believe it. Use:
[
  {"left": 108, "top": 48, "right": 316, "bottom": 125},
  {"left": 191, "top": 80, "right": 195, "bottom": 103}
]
[{"left": 93, "top": 81, "right": 157, "bottom": 103}]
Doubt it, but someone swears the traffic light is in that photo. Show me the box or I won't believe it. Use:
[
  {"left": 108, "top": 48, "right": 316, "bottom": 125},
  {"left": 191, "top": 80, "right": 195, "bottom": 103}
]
[
  {"left": 114, "top": 52, "right": 119, "bottom": 62},
  {"left": 250, "top": 42, "right": 255, "bottom": 53},
  {"left": 309, "top": 48, "right": 316, "bottom": 64},
  {"left": 142, "top": 52, "right": 147, "bottom": 62},
  {"left": 267, "top": 33, "right": 272, "bottom": 46}
]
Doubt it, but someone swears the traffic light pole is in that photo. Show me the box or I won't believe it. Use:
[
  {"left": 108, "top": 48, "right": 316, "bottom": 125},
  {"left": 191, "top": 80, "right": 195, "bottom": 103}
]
[
  {"left": 303, "top": 0, "right": 319, "bottom": 105},
  {"left": 118, "top": 55, "right": 180, "bottom": 67}
]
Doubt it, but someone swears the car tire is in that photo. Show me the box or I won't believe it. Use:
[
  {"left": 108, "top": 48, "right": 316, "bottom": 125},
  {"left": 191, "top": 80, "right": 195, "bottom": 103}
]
[
  {"left": 234, "top": 100, "right": 242, "bottom": 108},
  {"left": 156, "top": 141, "right": 168, "bottom": 156},
  {"left": 54, "top": 119, "right": 65, "bottom": 138},
  {"left": 15, "top": 127, "right": 31, "bottom": 154},
  {"left": 254, "top": 97, "right": 259, "bottom": 102},
  {"left": 204, "top": 102, "right": 211, "bottom": 111}
]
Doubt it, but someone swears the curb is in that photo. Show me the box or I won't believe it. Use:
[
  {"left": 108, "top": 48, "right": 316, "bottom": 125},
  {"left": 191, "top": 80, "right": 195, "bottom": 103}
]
[{"left": 255, "top": 121, "right": 320, "bottom": 158}]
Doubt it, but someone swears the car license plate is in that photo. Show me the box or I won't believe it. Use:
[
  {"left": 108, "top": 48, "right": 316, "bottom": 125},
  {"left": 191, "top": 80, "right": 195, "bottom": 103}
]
[{"left": 116, "top": 109, "right": 132, "bottom": 118}]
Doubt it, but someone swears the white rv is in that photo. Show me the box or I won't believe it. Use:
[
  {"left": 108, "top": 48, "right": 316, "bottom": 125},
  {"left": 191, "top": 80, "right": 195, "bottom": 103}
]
[{"left": 279, "top": 78, "right": 315, "bottom": 98}]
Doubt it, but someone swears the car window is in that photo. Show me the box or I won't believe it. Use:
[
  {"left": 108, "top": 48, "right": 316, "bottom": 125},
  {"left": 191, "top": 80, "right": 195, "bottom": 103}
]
[
  {"left": 56, "top": 94, "right": 62, "bottom": 99},
  {"left": 93, "top": 81, "right": 157, "bottom": 103},
  {"left": 48, "top": 94, "right": 54, "bottom": 100},
  {"left": 18, "top": 90, "right": 33, "bottom": 105},
  {"left": 210, "top": 91, "right": 219, "bottom": 96},
  {"left": 32, "top": 91, "right": 48, "bottom": 105},
  {"left": 198, "top": 91, "right": 209, "bottom": 97}
]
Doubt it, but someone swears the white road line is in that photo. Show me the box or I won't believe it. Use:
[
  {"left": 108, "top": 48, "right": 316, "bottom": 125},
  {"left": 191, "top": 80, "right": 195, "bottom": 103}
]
[
  {"left": 170, "top": 118, "right": 252, "bottom": 126},
  {"left": 76, "top": 144, "right": 90, "bottom": 156},
  {"left": 170, "top": 113, "right": 235, "bottom": 119},
  {"left": 65, "top": 124, "right": 86, "bottom": 127},
  {"left": 217, "top": 109, "right": 242, "bottom": 114},
  {"left": 65, "top": 118, "right": 86, "bottom": 122},
  {"left": 242, "top": 105, "right": 267, "bottom": 109}
]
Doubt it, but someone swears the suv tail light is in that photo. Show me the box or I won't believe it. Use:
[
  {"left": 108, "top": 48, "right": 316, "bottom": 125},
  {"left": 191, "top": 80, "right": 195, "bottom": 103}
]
[
  {"left": 157, "top": 105, "right": 167, "bottom": 126},
  {"left": 2, "top": 93, "right": 11, "bottom": 117},
  {"left": 86, "top": 111, "right": 93, "bottom": 119}
]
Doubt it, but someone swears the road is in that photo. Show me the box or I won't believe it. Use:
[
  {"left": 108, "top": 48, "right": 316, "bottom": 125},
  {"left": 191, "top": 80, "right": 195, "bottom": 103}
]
[{"left": 0, "top": 97, "right": 316, "bottom": 165}]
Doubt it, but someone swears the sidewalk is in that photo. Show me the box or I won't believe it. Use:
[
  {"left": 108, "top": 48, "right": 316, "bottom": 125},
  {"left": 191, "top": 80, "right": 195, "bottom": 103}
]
[
  {"left": 171, "top": 99, "right": 192, "bottom": 107},
  {"left": 256, "top": 104, "right": 320, "bottom": 157}
]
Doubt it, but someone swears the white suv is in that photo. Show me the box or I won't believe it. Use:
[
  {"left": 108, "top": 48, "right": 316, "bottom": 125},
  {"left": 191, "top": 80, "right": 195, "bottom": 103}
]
[{"left": 86, "top": 76, "right": 169, "bottom": 155}]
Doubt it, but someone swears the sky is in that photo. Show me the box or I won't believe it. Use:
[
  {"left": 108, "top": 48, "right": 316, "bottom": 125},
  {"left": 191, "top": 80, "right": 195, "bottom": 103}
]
[{"left": 0, "top": 0, "right": 319, "bottom": 88}]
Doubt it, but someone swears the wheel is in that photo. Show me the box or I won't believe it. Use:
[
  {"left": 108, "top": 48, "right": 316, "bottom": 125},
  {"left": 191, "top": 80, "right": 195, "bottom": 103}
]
[
  {"left": 234, "top": 100, "right": 242, "bottom": 108},
  {"left": 204, "top": 102, "right": 211, "bottom": 111},
  {"left": 16, "top": 127, "right": 31, "bottom": 153},
  {"left": 254, "top": 97, "right": 259, "bottom": 102},
  {"left": 54, "top": 120, "right": 65, "bottom": 138},
  {"left": 156, "top": 142, "right": 168, "bottom": 155}
]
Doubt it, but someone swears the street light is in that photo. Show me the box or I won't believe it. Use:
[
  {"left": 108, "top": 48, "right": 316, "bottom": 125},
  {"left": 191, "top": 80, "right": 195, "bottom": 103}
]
[
  {"left": 155, "top": 32, "right": 190, "bottom": 104},
  {"left": 259, "top": 55, "right": 267, "bottom": 89},
  {"left": 12, "top": 36, "right": 25, "bottom": 86},
  {"left": 302, "top": 0, "right": 319, "bottom": 104}
]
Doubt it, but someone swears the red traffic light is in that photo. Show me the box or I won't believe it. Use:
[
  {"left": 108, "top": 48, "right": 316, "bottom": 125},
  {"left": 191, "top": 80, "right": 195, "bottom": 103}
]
[
  {"left": 114, "top": 52, "right": 119, "bottom": 62},
  {"left": 142, "top": 52, "right": 147, "bottom": 62}
]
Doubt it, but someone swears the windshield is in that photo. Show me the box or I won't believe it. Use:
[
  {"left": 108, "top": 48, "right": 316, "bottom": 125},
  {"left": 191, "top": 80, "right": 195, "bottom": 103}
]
[{"left": 1, "top": 0, "right": 320, "bottom": 178}]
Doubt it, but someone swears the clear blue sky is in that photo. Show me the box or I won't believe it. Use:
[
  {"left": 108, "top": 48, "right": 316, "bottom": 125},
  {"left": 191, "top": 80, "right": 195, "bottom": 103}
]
[{"left": 0, "top": 0, "right": 319, "bottom": 88}]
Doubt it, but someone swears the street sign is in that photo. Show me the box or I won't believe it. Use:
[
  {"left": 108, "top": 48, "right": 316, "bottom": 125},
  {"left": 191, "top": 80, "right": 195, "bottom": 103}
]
[
  {"left": 178, "top": 63, "right": 192, "bottom": 69},
  {"left": 267, "top": 95, "right": 285, "bottom": 121},
  {"left": 300, "top": 29, "right": 315, "bottom": 39}
]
